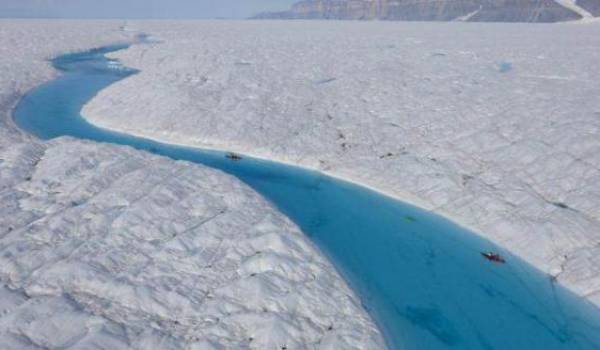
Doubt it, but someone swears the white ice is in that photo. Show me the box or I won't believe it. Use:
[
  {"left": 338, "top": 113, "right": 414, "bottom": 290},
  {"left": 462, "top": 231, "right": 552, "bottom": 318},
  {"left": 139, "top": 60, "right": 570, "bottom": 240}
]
[
  {"left": 0, "top": 20, "right": 383, "bottom": 349},
  {"left": 84, "top": 20, "right": 600, "bottom": 306}
]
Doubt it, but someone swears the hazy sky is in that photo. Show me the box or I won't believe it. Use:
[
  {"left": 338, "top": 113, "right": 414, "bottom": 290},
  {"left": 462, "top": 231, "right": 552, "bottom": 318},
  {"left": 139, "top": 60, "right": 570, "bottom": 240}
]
[{"left": 0, "top": 0, "right": 296, "bottom": 19}]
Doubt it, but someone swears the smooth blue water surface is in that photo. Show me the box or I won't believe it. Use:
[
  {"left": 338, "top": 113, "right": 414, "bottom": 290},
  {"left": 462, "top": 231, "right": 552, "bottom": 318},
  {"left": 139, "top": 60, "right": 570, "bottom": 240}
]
[{"left": 13, "top": 45, "right": 600, "bottom": 349}]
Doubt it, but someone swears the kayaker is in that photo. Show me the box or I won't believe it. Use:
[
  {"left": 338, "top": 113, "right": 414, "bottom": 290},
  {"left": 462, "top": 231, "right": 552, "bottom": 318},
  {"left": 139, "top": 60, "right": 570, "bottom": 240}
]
[
  {"left": 226, "top": 152, "right": 242, "bottom": 161},
  {"left": 481, "top": 251, "right": 506, "bottom": 264}
]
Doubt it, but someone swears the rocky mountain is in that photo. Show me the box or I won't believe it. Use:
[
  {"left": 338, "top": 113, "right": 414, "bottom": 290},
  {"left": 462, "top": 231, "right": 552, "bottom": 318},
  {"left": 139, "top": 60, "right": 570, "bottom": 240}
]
[
  {"left": 577, "top": 0, "right": 600, "bottom": 16},
  {"left": 254, "top": 0, "right": 586, "bottom": 22}
]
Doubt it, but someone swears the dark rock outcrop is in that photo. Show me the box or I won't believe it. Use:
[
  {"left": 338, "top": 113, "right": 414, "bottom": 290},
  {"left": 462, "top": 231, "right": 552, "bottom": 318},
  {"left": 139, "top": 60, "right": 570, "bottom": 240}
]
[
  {"left": 577, "top": 0, "right": 600, "bottom": 16},
  {"left": 254, "top": 0, "right": 583, "bottom": 23}
]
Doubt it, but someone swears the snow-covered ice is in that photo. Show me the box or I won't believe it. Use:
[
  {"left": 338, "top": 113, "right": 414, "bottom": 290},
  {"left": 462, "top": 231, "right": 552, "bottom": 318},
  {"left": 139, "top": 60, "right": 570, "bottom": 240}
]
[
  {"left": 0, "top": 20, "right": 383, "bottom": 349},
  {"left": 83, "top": 20, "right": 600, "bottom": 305},
  {"left": 0, "top": 140, "right": 382, "bottom": 349}
]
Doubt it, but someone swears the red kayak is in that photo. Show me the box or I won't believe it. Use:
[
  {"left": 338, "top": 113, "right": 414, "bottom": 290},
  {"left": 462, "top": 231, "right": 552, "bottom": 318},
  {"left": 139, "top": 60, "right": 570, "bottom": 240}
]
[{"left": 481, "top": 252, "right": 506, "bottom": 264}]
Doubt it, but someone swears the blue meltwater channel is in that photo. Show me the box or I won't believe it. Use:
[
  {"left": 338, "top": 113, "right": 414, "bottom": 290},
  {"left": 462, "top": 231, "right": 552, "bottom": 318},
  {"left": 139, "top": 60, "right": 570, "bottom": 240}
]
[{"left": 13, "top": 44, "right": 600, "bottom": 349}]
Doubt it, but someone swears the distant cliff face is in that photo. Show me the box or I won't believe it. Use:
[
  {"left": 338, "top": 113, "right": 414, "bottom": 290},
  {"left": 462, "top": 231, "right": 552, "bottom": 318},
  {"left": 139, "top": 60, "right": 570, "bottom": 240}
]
[
  {"left": 254, "top": 0, "right": 583, "bottom": 22},
  {"left": 577, "top": 0, "right": 600, "bottom": 16}
]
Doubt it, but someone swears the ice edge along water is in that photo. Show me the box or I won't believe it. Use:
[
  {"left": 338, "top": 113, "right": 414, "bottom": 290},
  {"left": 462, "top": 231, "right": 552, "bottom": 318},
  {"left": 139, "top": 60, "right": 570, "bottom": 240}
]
[
  {"left": 82, "top": 21, "right": 600, "bottom": 312},
  {"left": 13, "top": 40, "right": 600, "bottom": 349},
  {"left": 1, "top": 22, "right": 384, "bottom": 350}
]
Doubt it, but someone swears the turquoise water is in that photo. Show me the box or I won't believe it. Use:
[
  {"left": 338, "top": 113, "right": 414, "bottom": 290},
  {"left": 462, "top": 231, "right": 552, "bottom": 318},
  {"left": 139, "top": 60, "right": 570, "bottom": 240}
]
[{"left": 13, "top": 45, "right": 600, "bottom": 349}]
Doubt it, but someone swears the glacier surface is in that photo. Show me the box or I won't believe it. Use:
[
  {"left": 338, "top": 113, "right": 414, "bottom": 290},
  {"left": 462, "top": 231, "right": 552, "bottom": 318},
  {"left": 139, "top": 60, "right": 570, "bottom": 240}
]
[
  {"left": 83, "top": 20, "right": 600, "bottom": 306},
  {"left": 0, "top": 20, "right": 383, "bottom": 349}
]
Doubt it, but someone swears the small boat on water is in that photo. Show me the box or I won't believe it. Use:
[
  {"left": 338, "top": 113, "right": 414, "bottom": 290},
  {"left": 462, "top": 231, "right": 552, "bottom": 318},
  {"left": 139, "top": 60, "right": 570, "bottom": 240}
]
[
  {"left": 481, "top": 252, "right": 506, "bottom": 264},
  {"left": 226, "top": 152, "right": 243, "bottom": 161}
]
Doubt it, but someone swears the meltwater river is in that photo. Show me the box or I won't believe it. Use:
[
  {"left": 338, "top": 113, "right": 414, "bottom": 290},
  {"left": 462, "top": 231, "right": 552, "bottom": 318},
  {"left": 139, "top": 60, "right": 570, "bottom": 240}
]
[{"left": 13, "top": 44, "right": 600, "bottom": 349}]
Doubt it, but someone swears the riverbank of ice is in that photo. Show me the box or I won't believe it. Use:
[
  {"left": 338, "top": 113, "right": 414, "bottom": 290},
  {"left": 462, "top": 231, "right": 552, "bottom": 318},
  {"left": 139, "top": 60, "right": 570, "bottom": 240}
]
[
  {"left": 84, "top": 20, "right": 600, "bottom": 305},
  {"left": 0, "top": 20, "right": 383, "bottom": 349}
]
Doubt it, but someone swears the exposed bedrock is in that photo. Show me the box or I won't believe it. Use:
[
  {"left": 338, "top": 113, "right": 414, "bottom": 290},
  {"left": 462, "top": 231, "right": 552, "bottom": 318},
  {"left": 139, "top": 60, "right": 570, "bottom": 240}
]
[
  {"left": 577, "top": 0, "right": 600, "bottom": 16},
  {"left": 254, "top": 0, "right": 584, "bottom": 22}
]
